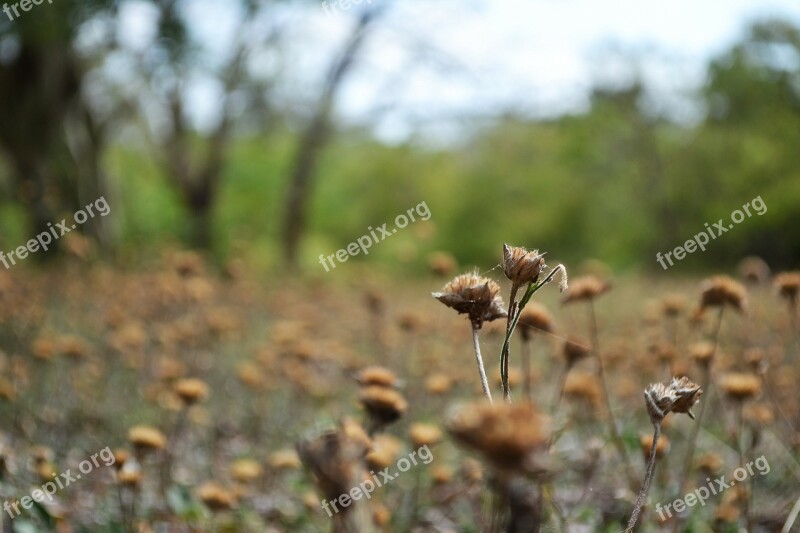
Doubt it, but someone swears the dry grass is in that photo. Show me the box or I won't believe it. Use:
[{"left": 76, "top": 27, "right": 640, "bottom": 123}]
[{"left": 0, "top": 252, "right": 798, "bottom": 531}]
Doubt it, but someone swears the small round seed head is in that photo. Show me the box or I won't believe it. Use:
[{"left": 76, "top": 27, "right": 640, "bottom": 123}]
[
  {"left": 689, "top": 341, "right": 716, "bottom": 367},
  {"left": 644, "top": 377, "right": 703, "bottom": 425},
  {"left": 425, "top": 373, "right": 454, "bottom": 395},
  {"left": 267, "top": 449, "right": 302, "bottom": 470},
  {"left": 427, "top": 251, "right": 458, "bottom": 277},
  {"left": 661, "top": 295, "right": 685, "bottom": 317},
  {"left": 561, "top": 276, "right": 610, "bottom": 304},
  {"left": 696, "top": 453, "right": 724, "bottom": 476},
  {"left": 561, "top": 338, "right": 591, "bottom": 368},
  {"left": 744, "top": 348, "right": 768, "bottom": 374},
  {"left": 197, "top": 482, "right": 236, "bottom": 512},
  {"left": 699, "top": 276, "right": 747, "bottom": 314},
  {"left": 432, "top": 272, "right": 508, "bottom": 328},
  {"left": 359, "top": 386, "right": 408, "bottom": 426},
  {"left": 117, "top": 468, "right": 143, "bottom": 487},
  {"left": 518, "top": 303, "right": 555, "bottom": 340},
  {"left": 719, "top": 373, "right": 761, "bottom": 402},
  {"left": 409, "top": 423, "right": 443, "bottom": 448},
  {"left": 431, "top": 465, "right": 453, "bottom": 485},
  {"left": 173, "top": 378, "right": 209, "bottom": 406},
  {"left": 356, "top": 366, "right": 399, "bottom": 389},
  {"left": 738, "top": 256, "right": 771, "bottom": 284},
  {"left": 230, "top": 459, "right": 263, "bottom": 484},
  {"left": 503, "top": 244, "right": 546, "bottom": 290},
  {"left": 656, "top": 343, "right": 676, "bottom": 363},
  {"left": 774, "top": 271, "right": 800, "bottom": 305},
  {"left": 461, "top": 457, "right": 483, "bottom": 483},
  {"left": 366, "top": 434, "right": 402, "bottom": 471},
  {"left": 745, "top": 403, "right": 774, "bottom": 426},
  {"left": 341, "top": 417, "right": 373, "bottom": 450},
  {"left": 563, "top": 372, "right": 603, "bottom": 410},
  {"left": 30, "top": 445, "right": 53, "bottom": 465},
  {"left": 128, "top": 425, "right": 167, "bottom": 452},
  {"left": 112, "top": 449, "right": 130, "bottom": 470},
  {"left": 373, "top": 503, "right": 392, "bottom": 527}
]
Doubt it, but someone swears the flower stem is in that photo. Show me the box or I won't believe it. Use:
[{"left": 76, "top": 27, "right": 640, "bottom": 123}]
[
  {"left": 588, "top": 300, "right": 633, "bottom": 480},
  {"left": 672, "top": 305, "right": 723, "bottom": 533},
  {"left": 472, "top": 323, "right": 493, "bottom": 404},
  {"left": 626, "top": 422, "right": 661, "bottom": 532}
]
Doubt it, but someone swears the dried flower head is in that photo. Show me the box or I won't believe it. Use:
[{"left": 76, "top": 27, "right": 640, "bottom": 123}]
[
  {"left": 562, "top": 338, "right": 591, "bottom": 368},
  {"left": 267, "top": 449, "right": 302, "bottom": 470},
  {"left": 561, "top": 275, "right": 610, "bottom": 304},
  {"left": 366, "top": 434, "right": 403, "bottom": 471},
  {"left": 409, "top": 423, "right": 443, "bottom": 448},
  {"left": 197, "top": 481, "right": 236, "bottom": 511},
  {"left": 112, "top": 449, "right": 130, "bottom": 470},
  {"left": 661, "top": 295, "right": 685, "bottom": 317},
  {"left": 564, "top": 372, "right": 603, "bottom": 410},
  {"left": 644, "top": 377, "right": 703, "bottom": 425},
  {"left": 427, "top": 251, "right": 458, "bottom": 277},
  {"left": 173, "top": 378, "right": 209, "bottom": 406},
  {"left": 128, "top": 425, "right": 167, "bottom": 452},
  {"left": 719, "top": 373, "right": 761, "bottom": 402},
  {"left": 689, "top": 341, "right": 716, "bottom": 367},
  {"left": 447, "top": 402, "right": 551, "bottom": 471},
  {"left": 744, "top": 348, "right": 767, "bottom": 374},
  {"left": 699, "top": 276, "right": 747, "bottom": 314},
  {"left": 359, "top": 386, "right": 408, "bottom": 426},
  {"left": 696, "top": 453, "right": 724, "bottom": 475},
  {"left": 117, "top": 468, "right": 142, "bottom": 487},
  {"left": 356, "top": 366, "right": 399, "bottom": 388},
  {"left": 432, "top": 272, "right": 508, "bottom": 328},
  {"left": 518, "top": 303, "right": 555, "bottom": 340},
  {"left": 425, "top": 373, "right": 454, "bottom": 395},
  {"left": 503, "top": 244, "right": 546, "bottom": 291},
  {"left": 744, "top": 403, "right": 774, "bottom": 426},
  {"left": 296, "top": 424, "right": 370, "bottom": 503},
  {"left": 230, "top": 459, "right": 263, "bottom": 484},
  {"left": 774, "top": 271, "right": 800, "bottom": 305},
  {"left": 738, "top": 256, "right": 771, "bottom": 284}
]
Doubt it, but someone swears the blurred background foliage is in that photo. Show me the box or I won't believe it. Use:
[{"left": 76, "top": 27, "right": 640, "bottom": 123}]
[{"left": 0, "top": 0, "right": 798, "bottom": 275}]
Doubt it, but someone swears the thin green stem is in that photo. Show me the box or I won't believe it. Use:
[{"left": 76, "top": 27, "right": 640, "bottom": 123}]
[{"left": 499, "top": 266, "right": 566, "bottom": 402}]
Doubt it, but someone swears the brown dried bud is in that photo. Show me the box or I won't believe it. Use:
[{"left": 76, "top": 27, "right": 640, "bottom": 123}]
[
  {"left": 503, "top": 244, "right": 546, "bottom": 290},
  {"left": 644, "top": 377, "right": 703, "bottom": 425}
]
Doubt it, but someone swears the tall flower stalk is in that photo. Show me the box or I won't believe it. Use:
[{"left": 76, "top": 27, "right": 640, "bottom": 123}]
[
  {"left": 433, "top": 272, "right": 508, "bottom": 403},
  {"left": 672, "top": 275, "right": 746, "bottom": 533},
  {"left": 626, "top": 377, "right": 703, "bottom": 532},
  {"left": 500, "top": 244, "right": 567, "bottom": 403}
]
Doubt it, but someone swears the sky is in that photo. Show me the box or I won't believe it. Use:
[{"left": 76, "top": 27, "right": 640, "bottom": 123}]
[{"left": 119, "top": 0, "right": 800, "bottom": 143}]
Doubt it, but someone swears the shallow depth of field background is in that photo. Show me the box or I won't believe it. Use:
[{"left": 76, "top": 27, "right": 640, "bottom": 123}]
[{"left": 1, "top": 0, "right": 800, "bottom": 532}]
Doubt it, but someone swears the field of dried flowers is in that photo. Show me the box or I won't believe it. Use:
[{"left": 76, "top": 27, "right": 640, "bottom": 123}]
[{"left": 0, "top": 248, "right": 798, "bottom": 532}]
